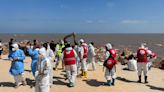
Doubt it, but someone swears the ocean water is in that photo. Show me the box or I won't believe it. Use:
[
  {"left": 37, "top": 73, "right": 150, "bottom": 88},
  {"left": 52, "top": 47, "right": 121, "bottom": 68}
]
[{"left": 0, "top": 33, "right": 164, "bottom": 57}]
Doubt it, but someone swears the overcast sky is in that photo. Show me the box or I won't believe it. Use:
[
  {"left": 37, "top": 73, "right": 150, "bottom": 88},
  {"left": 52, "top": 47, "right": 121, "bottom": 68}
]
[{"left": 0, "top": 0, "right": 164, "bottom": 33}]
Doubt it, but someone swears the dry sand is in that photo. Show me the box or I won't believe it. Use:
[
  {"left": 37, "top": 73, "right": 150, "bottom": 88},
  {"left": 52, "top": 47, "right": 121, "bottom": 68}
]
[{"left": 0, "top": 55, "right": 164, "bottom": 92}]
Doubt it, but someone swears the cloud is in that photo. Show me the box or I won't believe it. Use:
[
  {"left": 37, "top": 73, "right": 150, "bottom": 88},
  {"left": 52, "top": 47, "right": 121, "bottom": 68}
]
[
  {"left": 107, "top": 2, "right": 115, "bottom": 8},
  {"left": 121, "top": 20, "right": 147, "bottom": 24}
]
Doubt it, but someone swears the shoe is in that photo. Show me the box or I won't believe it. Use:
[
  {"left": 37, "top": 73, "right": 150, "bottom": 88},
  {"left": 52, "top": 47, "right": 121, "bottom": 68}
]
[
  {"left": 83, "top": 71, "right": 87, "bottom": 78},
  {"left": 14, "top": 83, "right": 20, "bottom": 88},
  {"left": 80, "top": 70, "right": 84, "bottom": 77},
  {"left": 138, "top": 76, "right": 141, "bottom": 83},
  {"left": 22, "top": 81, "right": 27, "bottom": 86},
  {"left": 111, "top": 78, "right": 115, "bottom": 86},
  {"left": 105, "top": 80, "right": 112, "bottom": 86},
  {"left": 67, "top": 83, "right": 71, "bottom": 87},
  {"left": 55, "top": 68, "right": 58, "bottom": 71},
  {"left": 145, "top": 76, "right": 149, "bottom": 84},
  {"left": 70, "top": 82, "right": 75, "bottom": 87}
]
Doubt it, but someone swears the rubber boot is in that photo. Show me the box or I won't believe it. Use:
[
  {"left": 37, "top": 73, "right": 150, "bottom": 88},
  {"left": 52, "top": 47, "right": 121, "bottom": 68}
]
[
  {"left": 22, "top": 81, "right": 27, "bottom": 86},
  {"left": 80, "top": 70, "right": 84, "bottom": 76},
  {"left": 67, "top": 82, "right": 71, "bottom": 87},
  {"left": 111, "top": 78, "right": 115, "bottom": 86},
  {"left": 83, "top": 71, "right": 87, "bottom": 78},
  {"left": 70, "top": 82, "right": 75, "bottom": 87},
  {"left": 145, "top": 76, "right": 149, "bottom": 83},
  {"left": 138, "top": 76, "right": 141, "bottom": 83},
  {"left": 54, "top": 67, "right": 58, "bottom": 71},
  {"left": 107, "top": 80, "right": 112, "bottom": 86}
]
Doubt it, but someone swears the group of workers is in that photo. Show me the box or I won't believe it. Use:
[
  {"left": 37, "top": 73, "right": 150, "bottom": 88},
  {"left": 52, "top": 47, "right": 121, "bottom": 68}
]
[{"left": 6, "top": 36, "right": 157, "bottom": 92}]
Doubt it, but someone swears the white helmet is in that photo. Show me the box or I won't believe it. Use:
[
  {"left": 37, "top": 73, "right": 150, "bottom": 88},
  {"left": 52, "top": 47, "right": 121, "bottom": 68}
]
[
  {"left": 105, "top": 43, "right": 112, "bottom": 50},
  {"left": 79, "top": 39, "right": 84, "bottom": 43},
  {"left": 60, "top": 40, "right": 64, "bottom": 44},
  {"left": 141, "top": 43, "right": 146, "bottom": 48}
]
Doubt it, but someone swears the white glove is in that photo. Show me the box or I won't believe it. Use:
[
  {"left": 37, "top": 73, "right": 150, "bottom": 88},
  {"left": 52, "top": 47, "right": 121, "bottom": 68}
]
[
  {"left": 9, "top": 58, "right": 13, "bottom": 61},
  {"left": 35, "top": 71, "right": 39, "bottom": 78}
]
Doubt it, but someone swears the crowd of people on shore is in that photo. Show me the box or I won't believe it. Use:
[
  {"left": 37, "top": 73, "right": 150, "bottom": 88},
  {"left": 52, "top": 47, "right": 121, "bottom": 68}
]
[{"left": 0, "top": 33, "right": 157, "bottom": 92}]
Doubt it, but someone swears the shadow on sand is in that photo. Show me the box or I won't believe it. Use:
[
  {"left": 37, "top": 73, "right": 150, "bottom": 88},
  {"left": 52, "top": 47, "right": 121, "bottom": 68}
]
[
  {"left": 0, "top": 82, "right": 15, "bottom": 87},
  {"left": 122, "top": 67, "right": 135, "bottom": 71},
  {"left": 146, "top": 85, "right": 164, "bottom": 91},
  {"left": 24, "top": 69, "right": 31, "bottom": 73},
  {"left": 53, "top": 79, "right": 67, "bottom": 86},
  {"left": 83, "top": 79, "right": 106, "bottom": 87},
  {"left": 1, "top": 59, "right": 9, "bottom": 61},
  {"left": 53, "top": 76, "right": 65, "bottom": 80},
  {"left": 116, "top": 77, "right": 138, "bottom": 83},
  {"left": 26, "top": 78, "right": 35, "bottom": 88}
]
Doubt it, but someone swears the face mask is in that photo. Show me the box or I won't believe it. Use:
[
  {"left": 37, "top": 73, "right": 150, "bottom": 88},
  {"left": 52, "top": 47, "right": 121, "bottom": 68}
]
[{"left": 12, "top": 48, "right": 16, "bottom": 51}]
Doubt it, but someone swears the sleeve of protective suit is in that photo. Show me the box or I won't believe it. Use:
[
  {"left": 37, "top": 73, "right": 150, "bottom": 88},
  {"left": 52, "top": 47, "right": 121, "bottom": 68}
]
[
  {"left": 73, "top": 49, "right": 78, "bottom": 58},
  {"left": 104, "top": 51, "right": 110, "bottom": 61},
  {"left": 28, "top": 48, "right": 38, "bottom": 56},
  {"left": 80, "top": 46, "right": 84, "bottom": 59},
  {"left": 147, "top": 50, "right": 152, "bottom": 56},
  {"left": 35, "top": 61, "right": 39, "bottom": 77},
  {"left": 47, "top": 49, "right": 55, "bottom": 61},
  {"left": 91, "top": 46, "right": 96, "bottom": 56},
  {"left": 43, "top": 59, "right": 51, "bottom": 75},
  {"left": 8, "top": 52, "right": 13, "bottom": 60},
  {"left": 17, "top": 50, "right": 26, "bottom": 61}
]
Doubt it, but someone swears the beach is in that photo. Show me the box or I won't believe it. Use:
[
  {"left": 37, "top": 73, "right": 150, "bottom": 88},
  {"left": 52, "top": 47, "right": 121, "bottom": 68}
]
[{"left": 0, "top": 55, "right": 163, "bottom": 92}]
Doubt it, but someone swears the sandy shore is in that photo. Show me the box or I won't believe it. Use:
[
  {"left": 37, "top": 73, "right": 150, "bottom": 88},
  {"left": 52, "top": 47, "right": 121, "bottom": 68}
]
[{"left": 0, "top": 55, "right": 163, "bottom": 92}]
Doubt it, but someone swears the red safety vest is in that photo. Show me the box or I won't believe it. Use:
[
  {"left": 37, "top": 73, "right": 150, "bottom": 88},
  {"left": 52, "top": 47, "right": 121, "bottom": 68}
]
[
  {"left": 104, "top": 58, "right": 117, "bottom": 70},
  {"left": 104, "top": 48, "right": 117, "bottom": 69},
  {"left": 109, "top": 48, "right": 117, "bottom": 59},
  {"left": 137, "top": 48, "right": 148, "bottom": 63},
  {"left": 64, "top": 49, "right": 76, "bottom": 65},
  {"left": 82, "top": 45, "right": 88, "bottom": 58}
]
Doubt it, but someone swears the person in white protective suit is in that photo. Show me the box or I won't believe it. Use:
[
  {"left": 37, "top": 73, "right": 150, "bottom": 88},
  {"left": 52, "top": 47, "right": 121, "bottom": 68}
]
[
  {"left": 79, "top": 39, "right": 88, "bottom": 78},
  {"left": 62, "top": 43, "right": 78, "bottom": 87},
  {"left": 43, "top": 42, "right": 54, "bottom": 87},
  {"left": 8, "top": 43, "right": 26, "bottom": 88},
  {"left": 74, "top": 42, "right": 81, "bottom": 76},
  {"left": 87, "top": 42, "right": 96, "bottom": 71},
  {"left": 127, "top": 54, "right": 137, "bottom": 71},
  {"left": 136, "top": 44, "right": 152, "bottom": 83},
  {"left": 103, "top": 43, "right": 117, "bottom": 86},
  {"left": 35, "top": 47, "right": 51, "bottom": 92}
]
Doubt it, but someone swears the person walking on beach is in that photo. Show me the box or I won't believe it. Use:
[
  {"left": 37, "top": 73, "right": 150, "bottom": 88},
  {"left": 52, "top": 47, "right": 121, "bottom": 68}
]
[
  {"left": 9, "top": 38, "right": 14, "bottom": 53},
  {"left": 87, "top": 42, "right": 96, "bottom": 71},
  {"left": 54, "top": 40, "right": 65, "bottom": 70},
  {"left": 62, "top": 43, "right": 78, "bottom": 87},
  {"left": 0, "top": 40, "right": 3, "bottom": 59},
  {"left": 79, "top": 39, "right": 88, "bottom": 78},
  {"left": 136, "top": 44, "right": 152, "bottom": 83},
  {"left": 35, "top": 48, "right": 51, "bottom": 92},
  {"left": 74, "top": 42, "right": 81, "bottom": 76},
  {"left": 27, "top": 41, "right": 40, "bottom": 77},
  {"left": 8, "top": 43, "right": 26, "bottom": 88},
  {"left": 103, "top": 43, "right": 117, "bottom": 86},
  {"left": 43, "top": 42, "right": 54, "bottom": 87}
]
